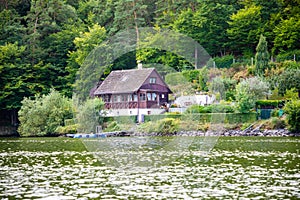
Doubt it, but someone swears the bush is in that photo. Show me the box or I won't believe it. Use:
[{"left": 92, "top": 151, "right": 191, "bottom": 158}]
[
  {"left": 235, "top": 77, "right": 270, "bottom": 113},
  {"left": 55, "top": 124, "right": 78, "bottom": 134},
  {"left": 18, "top": 89, "right": 73, "bottom": 136},
  {"left": 240, "top": 123, "right": 252, "bottom": 131},
  {"left": 156, "top": 118, "right": 179, "bottom": 135},
  {"left": 76, "top": 98, "right": 105, "bottom": 133},
  {"left": 185, "top": 104, "right": 234, "bottom": 114},
  {"left": 256, "top": 100, "right": 285, "bottom": 109},
  {"left": 214, "top": 55, "right": 234, "bottom": 68},
  {"left": 280, "top": 60, "right": 300, "bottom": 69},
  {"left": 262, "top": 117, "right": 286, "bottom": 130},
  {"left": 284, "top": 100, "right": 300, "bottom": 132},
  {"left": 104, "top": 121, "right": 121, "bottom": 132},
  {"left": 276, "top": 50, "right": 300, "bottom": 62},
  {"left": 182, "top": 69, "right": 200, "bottom": 82}
]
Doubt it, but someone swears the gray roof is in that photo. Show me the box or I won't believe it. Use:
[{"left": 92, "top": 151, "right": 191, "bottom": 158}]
[{"left": 94, "top": 68, "right": 158, "bottom": 95}]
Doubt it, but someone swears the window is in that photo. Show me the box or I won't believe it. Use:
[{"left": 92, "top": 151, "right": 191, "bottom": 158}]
[
  {"left": 149, "top": 77, "right": 156, "bottom": 84},
  {"left": 152, "top": 93, "right": 157, "bottom": 101},
  {"left": 133, "top": 94, "right": 138, "bottom": 101},
  {"left": 161, "top": 94, "right": 165, "bottom": 99},
  {"left": 128, "top": 94, "right": 132, "bottom": 101},
  {"left": 139, "top": 93, "right": 146, "bottom": 101},
  {"left": 147, "top": 93, "right": 151, "bottom": 101},
  {"left": 117, "top": 95, "right": 121, "bottom": 102}
]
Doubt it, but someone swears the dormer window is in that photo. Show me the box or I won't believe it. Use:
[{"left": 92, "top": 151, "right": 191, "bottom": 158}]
[{"left": 149, "top": 77, "right": 156, "bottom": 84}]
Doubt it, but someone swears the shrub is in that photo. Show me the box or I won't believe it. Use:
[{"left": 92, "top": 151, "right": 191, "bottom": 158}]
[
  {"left": 276, "top": 50, "right": 300, "bottom": 62},
  {"left": 280, "top": 60, "right": 300, "bottom": 69},
  {"left": 240, "top": 123, "right": 252, "bottom": 131},
  {"left": 262, "top": 117, "right": 286, "bottom": 130},
  {"left": 156, "top": 118, "right": 179, "bottom": 135},
  {"left": 104, "top": 121, "right": 120, "bottom": 132},
  {"left": 256, "top": 100, "right": 285, "bottom": 108},
  {"left": 55, "top": 124, "right": 78, "bottom": 134},
  {"left": 18, "top": 89, "right": 73, "bottom": 136},
  {"left": 235, "top": 77, "right": 270, "bottom": 113},
  {"left": 182, "top": 69, "right": 200, "bottom": 82},
  {"left": 137, "top": 121, "right": 156, "bottom": 133},
  {"left": 214, "top": 55, "right": 234, "bottom": 68},
  {"left": 284, "top": 100, "right": 300, "bottom": 132},
  {"left": 76, "top": 98, "right": 105, "bottom": 133},
  {"left": 185, "top": 104, "right": 234, "bottom": 114}
]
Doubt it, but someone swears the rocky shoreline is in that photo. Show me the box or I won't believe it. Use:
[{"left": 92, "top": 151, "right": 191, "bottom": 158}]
[{"left": 131, "top": 129, "right": 300, "bottom": 137}]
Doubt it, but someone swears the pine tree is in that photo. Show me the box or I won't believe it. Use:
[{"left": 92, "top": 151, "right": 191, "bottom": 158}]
[{"left": 255, "top": 34, "right": 269, "bottom": 76}]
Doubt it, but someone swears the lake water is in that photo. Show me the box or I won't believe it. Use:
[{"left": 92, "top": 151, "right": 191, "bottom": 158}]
[{"left": 0, "top": 137, "right": 299, "bottom": 199}]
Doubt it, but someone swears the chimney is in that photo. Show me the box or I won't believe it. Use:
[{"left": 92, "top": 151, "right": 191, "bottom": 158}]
[{"left": 137, "top": 60, "right": 142, "bottom": 69}]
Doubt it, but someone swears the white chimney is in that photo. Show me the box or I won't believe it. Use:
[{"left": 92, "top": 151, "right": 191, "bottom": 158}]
[{"left": 137, "top": 60, "right": 142, "bottom": 69}]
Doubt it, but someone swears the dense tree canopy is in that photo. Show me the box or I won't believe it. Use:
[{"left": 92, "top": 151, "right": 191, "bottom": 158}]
[{"left": 0, "top": 0, "right": 299, "bottom": 111}]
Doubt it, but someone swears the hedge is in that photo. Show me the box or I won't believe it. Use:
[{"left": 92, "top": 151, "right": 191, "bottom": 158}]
[
  {"left": 104, "top": 115, "right": 137, "bottom": 123},
  {"left": 256, "top": 100, "right": 285, "bottom": 108},
  {"left": 144, "top": 113, "right": 257, "bottom": 124}
]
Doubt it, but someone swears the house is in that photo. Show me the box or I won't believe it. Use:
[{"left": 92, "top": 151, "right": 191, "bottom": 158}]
[
  {"left": 93, "top": 67, "right": 172, "bottom": 118},
  {"left": 169, "top": 94, "right": 215, "bottom": 113},
  {"left": 174, "top": 94, "right": 215, "bottom": 107}
]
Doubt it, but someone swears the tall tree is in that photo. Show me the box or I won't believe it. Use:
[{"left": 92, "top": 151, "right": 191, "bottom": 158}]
[
  {"left": 273, "top": 15, "right": 300, "bottom": 54},
  {"left": 255, "top": 34, "right": 269, "bottom": 76},
  {"left": 227, "top": 5, "right": 262, "bottom": 56},
  {"left": 172, "top": 2, "right": 235, "bottom": 56},
  {"left": 0, "top": 9, "right": 25, "bottom": 45}
]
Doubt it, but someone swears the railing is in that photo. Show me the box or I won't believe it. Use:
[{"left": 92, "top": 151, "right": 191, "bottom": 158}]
[{"left": 105, "top": 102, "right": 138, "bottom": 109}]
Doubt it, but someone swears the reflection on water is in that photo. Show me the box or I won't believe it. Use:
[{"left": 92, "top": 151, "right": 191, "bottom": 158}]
[{"left": 0, "top": 137, "right": 299, "bottom": 199}]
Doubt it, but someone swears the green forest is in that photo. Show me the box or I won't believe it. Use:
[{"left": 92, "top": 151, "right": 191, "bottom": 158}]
[
  {"left": 1, "top": 0, "right": 300, "bottom": 135},
  {"left": 1, "top": 0, "right": 300, "bottom": 109}
]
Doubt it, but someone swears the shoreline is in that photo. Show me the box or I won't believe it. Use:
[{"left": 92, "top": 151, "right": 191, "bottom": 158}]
[
  {"left": 1, "top": 129, "right": 299, "bottom": 138},
  {"left": 131, "top": 129, "right": 300, "bottom": 137}
]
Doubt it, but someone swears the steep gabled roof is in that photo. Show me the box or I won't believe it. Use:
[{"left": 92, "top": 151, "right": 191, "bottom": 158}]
[{"left": 94, "top": 68, "right": 162, "bottom": 95}]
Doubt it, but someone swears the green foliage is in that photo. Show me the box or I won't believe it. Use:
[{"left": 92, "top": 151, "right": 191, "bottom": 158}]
[
  {"left": 209, "top": 77, "right": 226, "bottom": 100},
  {"left": 227, "top": 5, "right": 262, "bottom": 54},
  {"left": 183, "top": 113, "right": 257, "bottom": 124},
  {"left": 172, "top": 3, "right": 235, "bottom": 56},
  {"left": 240, "top": 123, "right": 252, "bottom": 131},
  {"left": 255, "top": 34, "right": 269, "bottom": 76},
  {"left": 55, "top": 124, "right": 78, "bottom": 134},
  {"left": 261, "top": 117, "right": 286, "bottom": 130},
  {"left": 284, "top": 88, "right": 299, "bottom": 100},
  {"left": 185, "top": 104, "right": 234, "bottom": 114},
  {"left": 69, "top": 24, "right": 107, "bottom": 66},
  {"left": 280, "top": 61, "right": 300, "bottom": 70},
  {"left": 165, "top": 72, "right": 187, "bottom": 85},
  {"left": 276, "top": 50, "right": 300, "bottom": 62},
  {"left": 104, "top": 121, "right": 121, "bottom": 132},
  {"left": 76, "top": 98, "right": 105, "bottom": 133},
  {"left": 235, "top": 77, "right": 270, "bottom": 113},
  {"left": 155, "top": 118, "right": 179, "bottom": 135},
  {"left": 284, "top": 100, "right": 300, "bottom": 132},
  {"left": 18, "top": 89, "right": 73, "bottom": 136},
  {"left": 273, "top": 15, "right": 300, "bottom": 54},
  {"left": 0, "top": 0, "right": 299, "bottom": 117},
  {"left": 256, "top": 100, "right": 285, "bottom": 108},
  {"left": 214, "top": 55, "right": 234, "bottom": 68},
  {"left": 182, "top": 70, "right": 200, "bottom": 82},
  {"left": 165, "top": 72, "right": 195, "bottom": 97},
  {"left": 277, "top": 69, "right": 300, "bottom": 97}
]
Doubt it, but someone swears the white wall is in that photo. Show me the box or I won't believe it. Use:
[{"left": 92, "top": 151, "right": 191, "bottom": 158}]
[
  {"left": 106, "top": 108, "right": 165, "bottom": 117},
  {"left": 174, "top": 94, "right": 215, "bottom": 107}
]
